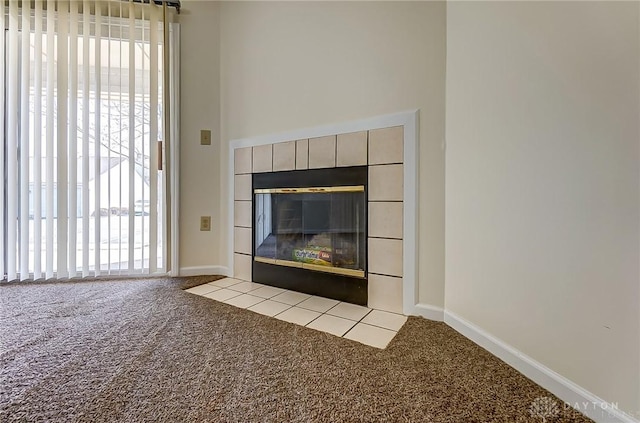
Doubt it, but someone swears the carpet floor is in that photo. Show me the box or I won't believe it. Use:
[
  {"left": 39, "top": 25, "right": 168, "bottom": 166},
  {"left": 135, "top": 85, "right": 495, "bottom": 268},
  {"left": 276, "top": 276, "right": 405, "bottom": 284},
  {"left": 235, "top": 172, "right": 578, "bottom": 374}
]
[{"left": 0, "top": 276, "right": 592, "bottom": 422}]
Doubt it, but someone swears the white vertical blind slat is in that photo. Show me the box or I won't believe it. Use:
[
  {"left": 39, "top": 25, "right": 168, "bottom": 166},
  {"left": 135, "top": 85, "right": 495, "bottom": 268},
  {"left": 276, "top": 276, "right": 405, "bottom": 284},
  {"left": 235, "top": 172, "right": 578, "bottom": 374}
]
[
  {"left": 161, "top": 4, "right": 170, "bottom": 273},
  {"left": 149, "top": 3, "right": 158, "bottom": 273},
  {"left": 7, "top": 1, "right": 20, "bottom": 281},
  {"left": 0, "top": 0, "right": 7, "bottom": 279},
  {"left": 106, "top": 0, "right": 112, "bottom": 274},
  {"left": 82, "top": 0, "right": 91, "bottom": 277},
  {"left": 68, "top": 0, "right": 78, "bottom": 278},
  {"left": 94, "top": 1, "right": 102, "bottom": 275},
  {"left": 45, "top": 0, "right": 56, "bottom": 279},
  {"left": 19, "top": 0, "right": 31, "bottom": 280},
  {"left": 2, "top": 0, "right": 167, "bottom": 281},
  {"left": 33, "top": 0, "right": 44, "bottom": 280},
  {"left": 117, "top": 0, "right": 123, "bottom": 272},
  {"left": 140, "top": 4, "right": 146, "bottom": 272},
  {"left": 128, "top": 0, "right": 135, "bottom": 271},
  {"left": 57, "top": 0, "right": 69, "bottom": 278}
]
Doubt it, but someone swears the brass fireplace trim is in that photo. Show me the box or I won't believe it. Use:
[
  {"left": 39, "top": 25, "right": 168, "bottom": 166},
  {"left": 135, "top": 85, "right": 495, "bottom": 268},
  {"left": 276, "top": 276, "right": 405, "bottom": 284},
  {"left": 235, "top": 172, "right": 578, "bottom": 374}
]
[
  {"left": 254, "top": 256, "right": 365, "bottom": 278},
  {"left": 254, "top": 185, "right": 365, "bottom": 195}
]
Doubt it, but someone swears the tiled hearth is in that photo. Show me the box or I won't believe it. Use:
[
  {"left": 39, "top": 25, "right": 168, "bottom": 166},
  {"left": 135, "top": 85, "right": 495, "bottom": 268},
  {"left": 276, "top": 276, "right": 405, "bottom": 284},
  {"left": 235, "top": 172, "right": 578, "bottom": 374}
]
[
  {"left": 233, "top": 125, "right": 405, "bottom": 314},
  {"left": 186, "top": 278, "right": 407, "bottom": 349}
]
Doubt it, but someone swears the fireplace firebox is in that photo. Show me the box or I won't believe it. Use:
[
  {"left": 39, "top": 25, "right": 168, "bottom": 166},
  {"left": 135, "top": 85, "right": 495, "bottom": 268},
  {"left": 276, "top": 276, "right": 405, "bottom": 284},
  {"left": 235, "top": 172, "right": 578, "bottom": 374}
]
[{"left": 252, "top": 166, "right": 367, "bottom": 305}]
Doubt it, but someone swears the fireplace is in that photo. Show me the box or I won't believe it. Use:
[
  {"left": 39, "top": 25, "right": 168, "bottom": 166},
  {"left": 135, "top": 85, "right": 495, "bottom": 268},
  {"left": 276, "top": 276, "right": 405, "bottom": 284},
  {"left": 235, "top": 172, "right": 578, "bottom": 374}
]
[
  {"left": 232, "top": 122, "right": 411, "bottom": 315},
  {"left": 252, "top": 166, "right": 368, "bottom": 305}
]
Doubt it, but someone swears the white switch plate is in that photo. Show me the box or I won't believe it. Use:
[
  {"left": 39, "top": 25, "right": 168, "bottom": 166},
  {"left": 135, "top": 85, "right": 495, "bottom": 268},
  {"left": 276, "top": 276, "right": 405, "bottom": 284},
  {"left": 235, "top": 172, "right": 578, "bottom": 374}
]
[
  {"left": 200, "top": 216, "right": 211, "bottom": 231},
  {"left": 201, "top": 130, "right": 212, "bottom": 145}
]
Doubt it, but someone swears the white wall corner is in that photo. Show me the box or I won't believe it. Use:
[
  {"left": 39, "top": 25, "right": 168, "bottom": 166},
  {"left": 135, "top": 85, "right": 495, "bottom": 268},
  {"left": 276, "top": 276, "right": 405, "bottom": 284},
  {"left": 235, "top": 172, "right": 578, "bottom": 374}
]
[
  {"left": 408, "top": 303, "right": 445, "bottom": 321},
  {"left": 179, "top": 266, "right": 230, "bottom": 278},
  {"left": 444, "top": 310, "right": 639, "bottom": 423},
  {"left": 227, "top": 142, "right": 236, "bottom": 278},
  {"left": 402, "top": 109, "right": 420, "bottom": 316}
]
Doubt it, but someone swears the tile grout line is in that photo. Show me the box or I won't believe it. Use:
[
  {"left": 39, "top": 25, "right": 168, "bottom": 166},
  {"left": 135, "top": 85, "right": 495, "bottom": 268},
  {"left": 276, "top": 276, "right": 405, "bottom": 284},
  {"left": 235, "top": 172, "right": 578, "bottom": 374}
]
[
  {"left": 302, "top": 308, "right": 329, "bottom": 328},
  {"left": 206, "top": 292, "right": 401, "bottom": 346},
  {"left": 221, "top": 282, "right": 405, "bottom": 326},
  {"left": 194, "top": 281, "right": 403, "bottom": 347},
  {"left": 270, "top": 297, "right": 312, "bottom": 308},
  {"left": 353, "top": 319, "right": 405, "bottom": 333},
  {"left": 247, "top": 297, "right": 289, "bottom": 315},
  {"left": 225, "top": 292, "right": 267, "bottom": 307},
  {"left": 341, "top": 308, "right": 374, "bottom": 338},
  {"left": 236, "top": 299, "right": 268, "bottom": 309}
]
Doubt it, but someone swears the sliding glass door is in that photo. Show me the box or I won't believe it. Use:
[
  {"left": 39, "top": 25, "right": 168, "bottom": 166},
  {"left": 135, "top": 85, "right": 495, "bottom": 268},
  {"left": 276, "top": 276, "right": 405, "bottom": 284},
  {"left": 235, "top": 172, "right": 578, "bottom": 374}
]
[{"left": 1, "top": 1, "right": 177, "bottom": 281}]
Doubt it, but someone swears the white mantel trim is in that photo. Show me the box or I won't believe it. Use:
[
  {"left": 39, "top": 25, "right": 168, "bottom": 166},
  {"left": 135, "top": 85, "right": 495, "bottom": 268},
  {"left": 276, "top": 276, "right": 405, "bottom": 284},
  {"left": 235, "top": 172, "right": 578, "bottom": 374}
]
[{"left": 227, "top": 110, "right": 421, "bottom": 316}]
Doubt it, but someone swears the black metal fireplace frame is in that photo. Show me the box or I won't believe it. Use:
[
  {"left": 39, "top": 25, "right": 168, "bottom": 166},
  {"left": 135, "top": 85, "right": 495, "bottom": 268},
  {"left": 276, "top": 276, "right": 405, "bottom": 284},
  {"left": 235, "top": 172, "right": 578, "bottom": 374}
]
[{"left": 252, "top": 166, "right": 368, "bottom": 305}]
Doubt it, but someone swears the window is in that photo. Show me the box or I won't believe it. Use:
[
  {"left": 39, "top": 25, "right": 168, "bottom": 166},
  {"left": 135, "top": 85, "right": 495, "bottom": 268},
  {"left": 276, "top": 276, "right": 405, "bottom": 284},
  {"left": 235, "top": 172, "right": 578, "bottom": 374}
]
[{"left": 1, "top": 0, "right": 178, "bottom": 281}]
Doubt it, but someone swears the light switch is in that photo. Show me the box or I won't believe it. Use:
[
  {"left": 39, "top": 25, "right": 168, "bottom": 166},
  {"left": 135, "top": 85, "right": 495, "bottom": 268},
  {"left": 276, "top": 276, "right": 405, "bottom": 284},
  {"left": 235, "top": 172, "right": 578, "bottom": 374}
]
[{"left": 200, "top": 129, "right": 212, "bottom": 146}]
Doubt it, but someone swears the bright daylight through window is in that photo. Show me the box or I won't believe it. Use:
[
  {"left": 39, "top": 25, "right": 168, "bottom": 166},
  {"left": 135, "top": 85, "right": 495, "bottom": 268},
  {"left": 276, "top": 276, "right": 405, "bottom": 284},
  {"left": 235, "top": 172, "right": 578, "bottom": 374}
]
[{"left": 1, "top": 0, "right": 177, "bottom": 281}]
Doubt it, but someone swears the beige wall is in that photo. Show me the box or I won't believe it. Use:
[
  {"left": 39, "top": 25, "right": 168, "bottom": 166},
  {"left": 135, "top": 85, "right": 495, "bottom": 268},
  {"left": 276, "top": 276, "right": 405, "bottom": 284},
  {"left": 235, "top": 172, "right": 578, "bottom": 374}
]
[
  {"left": 445, "top": 1, "right": 639, "bottom": 414},
  {"left": 178, "top": 1, "right": 221, "bottom": 269},
  {"left": 178, "top": 0, "right": 640, "bottom": 415},
  {"left": 218, "top": 1, "right": 447, "bottom": 307}
]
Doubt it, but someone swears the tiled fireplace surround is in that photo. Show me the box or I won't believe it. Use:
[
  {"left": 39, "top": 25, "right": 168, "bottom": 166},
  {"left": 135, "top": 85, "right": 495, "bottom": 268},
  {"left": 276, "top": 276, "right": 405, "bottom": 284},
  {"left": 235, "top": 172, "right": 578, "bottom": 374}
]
[{"left": 230, "top": 111, "right": 419, "bottom": 315}]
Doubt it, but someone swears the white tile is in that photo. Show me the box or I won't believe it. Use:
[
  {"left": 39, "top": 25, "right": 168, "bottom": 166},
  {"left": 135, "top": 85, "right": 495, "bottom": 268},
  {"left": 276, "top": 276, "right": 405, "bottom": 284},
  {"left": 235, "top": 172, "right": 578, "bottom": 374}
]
[
  {"left": 248, "top": 300, "right": 291, "bottom": 317},
  {"left": 326, "top": 302, "right": 371, "bottom": 321},
  {"left": 368, "top": 202, "right": 403, "bottom": 239},
  {"left": 295, "top": 139, "right": 309, "bottom": 170},
  {"left": 252, "top": 144, "right": 273, "bottom": 173},
  {"left": 234, "top": 147, "right": 252, "bottom": 174},
  {"left": 234, "top": 227, "right": 252, "bottom": 254},
  {"left": 208, "top": 278, "right": 242, "bottom": 288},
  {"left": 223, "top": 294, "right": 265, "bottom": 309},
  {"left": 368, "top": 238, "right": 403, "bottom": 277},
  {"left": 306, "top": 314, "right": 357, "bottom": 337},
  {"left": 271, "top": 290, "right": 312, "bottom": 306},
  {"left": 275, "top": 306, "right": 321, "bottom": 326},
  {"left": 233, "top": 253, "right": 252, "bottom": 282},
  {"left": 234, "top": 174, "right": 252, "bottom": 201},
  {"left": 250, "top": 285, "right": 286, "bottom": 299},
  {"left": 297, "top": 296, "right": 340, "bottom": 313},
  {"left": 185, "top": 284, "right": 220, "bottom": 296},
  {"left": 369, "top": 126, "right": 403, "bottom": 165},
  {"left": 227, "top": 281, "right": 266, "bottom": 293},
  {"left": 367, "top": 274, "right": 403, "bottom": 314},
  {"left": 273, "top": 141, "right": 296, "bottom": 171},
  {"left": 361, "top": 310, "right": 407, "bottom": 331},
  {"left": 336, "top": 131, "right": 367, "bottom": 167},
  {"left": 203, "top": 288, "right": 242, "bottom": 302},
  {"left": 234, "top": 201, "right": 252, "bottom": 228},
  {"left": 369, "top": 164, "right": 403, "bottom": 201},
  {"left": 308, "top": 135, "right": 336, "bottom": 169},
  {"left": 344, "top": 323, "right": 397, "bottom": 349},
  {"left": 207, "top": 278, "right": 241, "bottom": 287}
]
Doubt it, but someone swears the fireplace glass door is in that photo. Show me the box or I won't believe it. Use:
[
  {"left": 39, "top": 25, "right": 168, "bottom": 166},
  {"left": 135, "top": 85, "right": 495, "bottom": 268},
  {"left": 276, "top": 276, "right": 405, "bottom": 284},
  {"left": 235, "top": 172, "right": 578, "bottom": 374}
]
[{"left": 254, "top": 186, "right": 366, "bottom": 277}]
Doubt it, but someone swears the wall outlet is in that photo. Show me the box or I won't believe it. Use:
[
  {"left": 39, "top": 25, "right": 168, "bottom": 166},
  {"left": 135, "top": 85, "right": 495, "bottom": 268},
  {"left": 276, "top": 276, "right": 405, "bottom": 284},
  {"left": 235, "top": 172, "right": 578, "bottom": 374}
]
[
  {"left": 200, "top": 216, "right": 211, "bottom": 231},
  {"left": 200, "top": 129, "right": 212, "bottom": 145}
]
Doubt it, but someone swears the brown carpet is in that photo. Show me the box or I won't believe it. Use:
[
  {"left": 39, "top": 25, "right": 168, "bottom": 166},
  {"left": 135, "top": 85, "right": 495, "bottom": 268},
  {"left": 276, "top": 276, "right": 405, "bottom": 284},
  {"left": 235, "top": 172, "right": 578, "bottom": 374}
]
[{"left": 0, "top": 276, "right": 591, "bottom": 422}]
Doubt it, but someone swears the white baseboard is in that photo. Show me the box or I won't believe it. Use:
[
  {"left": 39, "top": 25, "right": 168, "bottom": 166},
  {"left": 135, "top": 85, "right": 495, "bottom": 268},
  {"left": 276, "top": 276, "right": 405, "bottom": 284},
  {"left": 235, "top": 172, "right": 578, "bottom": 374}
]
[
  {"left": 179, "top": 266, "right": 230, "bottom": 277},
  {"left": 407, "top": 303, "right": 445, "bottom": 321},
  {"left": 170, "top": 267, "right": 637, "bottom": 422},
  {"left": 444, "top": 310, "right": 638, "bottom": 423}
]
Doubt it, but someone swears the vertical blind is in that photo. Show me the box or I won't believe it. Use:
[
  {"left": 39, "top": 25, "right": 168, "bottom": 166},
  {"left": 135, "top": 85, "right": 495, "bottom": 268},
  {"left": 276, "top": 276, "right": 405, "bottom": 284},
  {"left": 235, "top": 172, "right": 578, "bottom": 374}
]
[{"left": 1, "top": 0, "right": 173, "bottom": 281}]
